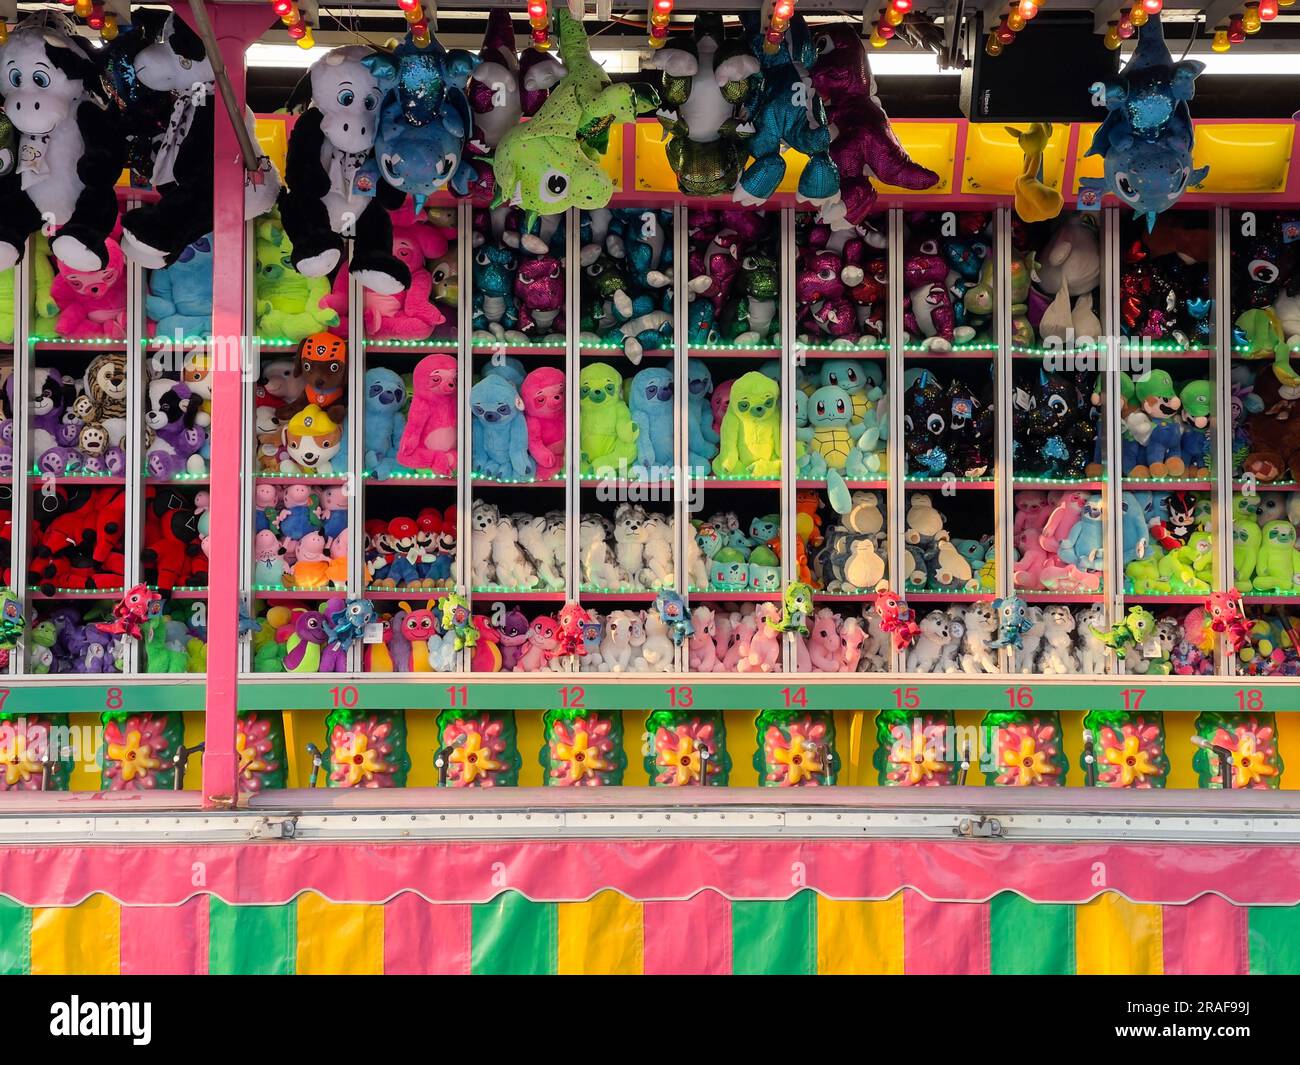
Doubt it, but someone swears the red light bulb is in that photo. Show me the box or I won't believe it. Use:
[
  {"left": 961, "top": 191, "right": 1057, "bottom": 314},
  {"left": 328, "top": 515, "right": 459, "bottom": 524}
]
[
  {"left": 287, "top": 21, "right": 306, "bottom": 39},
  {"left": 410, "top": 18, "right": 428, "bottom": 35},
  {"left": 774, "top": 0, "right": 795, "bottom": 17},
  {"left": 1228, "top": 14, "right": 1246, "bottom": 41},
  {"left": 528, "top": 2, "right": 547, "bottom": 18},
  {"left": 996, "top": 17, "right": 1015, "bottom": 42},
  {"left": 1118, "top": 16, "right": 1135, "bottom": 37},
  {"left": 1142, "top": 0, "right": 1163, "bottom": 11},
  {"left": 1260, "top": 0, "right": 1278, "bottom": 15},
  {"left": 272, "top": 0, "right": 294, "bottom": 15},
  {"left": 397, "top": 0, "right": 420, "bottom": 9},
  {"left": 891, "top": 0, "right": 911, "bottom": 12},
  {"left": 654, "top": 0, "right": 673, "bottom": 11}
]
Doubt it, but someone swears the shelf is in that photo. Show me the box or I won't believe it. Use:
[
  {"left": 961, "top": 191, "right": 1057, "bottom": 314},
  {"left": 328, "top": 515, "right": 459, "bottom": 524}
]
[
  {"left": 472, "top": 477, "right": 565, "bottom": 489},
  {"left": 797, "top": 343, "right": 887, "bottom": 358},
  {"left": 364, "top": 474, "right": 456, "bottom": 486},
  {"left": 581, "top": 589, "right": 660, "bottom": 602},
  {"left": 1234, "top": 481, "right": 1300, "bottom": 493},
  {"left": 252, "top": 588, "right": 342, "bottom": 601},
  {"left": 1243, "top": 594, "right": 1300, "bottom": 605},
  {"left": 692, "top": 478, "right": 781, "bottom": 490},
  {"left": 905, "top": 479, "right": 996, "bottom": 491},
  {"left": 28, "top": 339, "right": 128, "bottom": 354},
  {"left": 1020, "top": 591, "right": 1105, "bottom": 603},
  {"left": 255, "top": 474, "right": 350, "bottom": 485},
  {"left": 1012, "top": 480, "right": 1105, "bottom": 491},
  {"left": 365, "top": 588, "right": 452, "bottom": 601},
  {"left": 145, "top": 476, "right": 210, "bottom": 487},
  {"left": 812, "top": 592, "right": 876, "bottom": 603},
  {"left": 579, "top": 346, "right": 671, "bottom": 359},
  {"left": 469, "top": 343, "right": 564, "bottom": 356},
  {"left": 151, "top": 587, "right": 208, "bottom": 599},
  {"left": 28, "top": 474, "right": 126, "bottom": 486},
  {"left": 29, "top": 588, "right": 125, "bottom": 600},
  {"left": 1122, "top": 480, "right": 1214, "bottom": 492},
  {"left": 470, "top": 589, "right": 565, "bottom": 602},
  {"left": 797, "top": 479, "right": 888, "bottom": 491},
  {"left": 364, "top": 340, "right": 457, "bottom": 354},
  {"left": 1125, "top": 593, "right": 1210, "bottom": 605},
  {"left": 688, "top": 591, "right": 780, "bottom": 602},
  {"left": 687, "top": 345, "right": 782, "bottom": 360},
  {"left": 907, "top": 591, "right": 996, "bottom": 603}
]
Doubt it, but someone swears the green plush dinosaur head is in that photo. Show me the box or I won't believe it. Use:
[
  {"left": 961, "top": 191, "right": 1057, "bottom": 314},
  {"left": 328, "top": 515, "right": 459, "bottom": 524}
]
[
  {"left": 580, "top": 362, "right": 624, "bottom": 406},
  {"left": 492, "top": 133, "right": 613, "bottom": 224},
  {"left": 1125, "top": 605, "right": 1157, "bottom": 641},
  {"left": 730, "top": 371, "right": 779, "bottom": 423}
]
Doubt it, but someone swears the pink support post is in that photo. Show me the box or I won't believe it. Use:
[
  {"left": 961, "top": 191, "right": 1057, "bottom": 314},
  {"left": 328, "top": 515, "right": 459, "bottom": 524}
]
[{"left": 202, "top": 2, "right": 270, "bottom": 808}]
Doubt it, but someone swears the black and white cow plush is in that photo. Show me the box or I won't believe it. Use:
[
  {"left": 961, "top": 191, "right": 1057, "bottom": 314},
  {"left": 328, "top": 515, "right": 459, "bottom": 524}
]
[
  {"left": 118, "top": 10, "right": 216, "bottom": 270},
  {"left": 0, "top": 14, "right": 123, "bottom": 272},
  {"left": 280, "top": 46, "right": 409, "bottom": 295}
]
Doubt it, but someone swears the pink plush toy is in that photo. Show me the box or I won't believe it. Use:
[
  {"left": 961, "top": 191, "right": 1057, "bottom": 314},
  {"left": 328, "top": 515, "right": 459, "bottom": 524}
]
[
  {"left": 808, "top": 608, "right": 846, "bottom": 672},
  {"left": 291, "top": 532, "right": 330, "bottom": 590},
  {"left": 397, "top": 354, "right": 457, "bottom": 475},
  {"left": 1012, "top": 527, "right": 1054, "bottom": 590},
  {"left": 1039, "top": 490, "right": 1088, "bottom": 555},
  {"left": 736, "top": 603, "right": 782, "bottom": 673},
  {"left": 710, "top": 379, "right": 735, "bottom": 436},
  {"left": 50, "top": 239, "right": 128, "bottom": 339},
  {"left": 515, "top": 615, "right": 559, "bottom": 671},
  {"left": 520, "top": 366, "right": 566, "bottom": 481},
  {"left": 368, "top": 206, "right": 452, "bottom": 340},
  {"left": 1013, "top": 491, "right": 1052, "bottom": 541},
  {"left": 687, "top": 607, "right": 718, "bottom": 672},
  {"left": 515, "top": 255, "right": 565, "bottom": 336}
]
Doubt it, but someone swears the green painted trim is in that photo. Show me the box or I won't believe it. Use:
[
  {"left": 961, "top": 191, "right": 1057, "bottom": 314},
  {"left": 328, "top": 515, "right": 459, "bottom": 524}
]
[
  {"left": 990, "top": 892, "right": 1075, "bottom": 975},
  {"left": 208, "top": 898, "right": 296, "bottom": 976},
  {"left": 0, "top": 684, "right": 205, "bottom": 714},
  {"left": 732, "top": 892, "right": 817, "bottom": 975},
  {"left": 1249, "top": 905, "right": 1300, "bottom": 975},
  {"left": 470, "top": 892, "right": 557, "bottom": 975},
  {"left": 0, "top": 899, "right": 30, "bottom": 975}
]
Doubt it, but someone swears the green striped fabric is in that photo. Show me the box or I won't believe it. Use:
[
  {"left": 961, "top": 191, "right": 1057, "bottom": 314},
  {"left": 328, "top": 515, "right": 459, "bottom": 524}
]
[
  {"left": 0, "top": 898, "right": 29, "bottom": 975},
  {"left": 731, "top": 891, "right": 817, "bottom": 975},
  {"left": 471, "top": 893, "right": 557, "bottom": 975},
  {"left": 990, "top": 892, "right": 1075, "bottom": 975},
  {"left": 208, "top": 899, "right": 296, "bottom": 975},
  {"left": 1248, "top": 904, "right": 1300, "bottom": 975}
]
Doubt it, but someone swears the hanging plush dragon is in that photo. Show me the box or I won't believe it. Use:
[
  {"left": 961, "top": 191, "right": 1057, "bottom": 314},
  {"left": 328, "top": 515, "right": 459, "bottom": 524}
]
[{"left": 491, "top": 10, "right": 658, "bottom": 230}]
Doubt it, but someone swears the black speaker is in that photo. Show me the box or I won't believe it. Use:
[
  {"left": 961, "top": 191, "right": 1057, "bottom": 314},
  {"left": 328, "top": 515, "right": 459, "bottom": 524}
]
[{"left": 959, "top": 12, "right": 1120, "bottom": 122}]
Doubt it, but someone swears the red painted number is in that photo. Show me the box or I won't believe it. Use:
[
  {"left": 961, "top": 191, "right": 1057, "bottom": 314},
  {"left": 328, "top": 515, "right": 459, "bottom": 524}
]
[
  {"left": 1237, "top": 689, "right": 1264, "bottom": 713},
  {"left": 1122, "top": 688, "right": 1145, "bottom": 711},
  {"left": 560, "top": 685, "right": 585, "bottom": 709},
  {"left": 1006, "top": 686, "right": 1034, "bottom": 710},
  {"left": 330, "top": 685, "right": 359, "bottom": 709},
  {"left": 0, "top": 689, "right": 8, "bottom": 710},
  {"left": 105, "top": 687, "right": 123, "bottom": 711},
  {"left": 782, "top": 686, "right": 807, "bottom": 708},
  {"left": 667, "top": 685, "right": 693, "bottom": 708},
  {"left": 892, "top": 686, "right": 920, "bottom": 710},
  {"left": 446, "top": 685, "right": 468, "bottom": 707}
]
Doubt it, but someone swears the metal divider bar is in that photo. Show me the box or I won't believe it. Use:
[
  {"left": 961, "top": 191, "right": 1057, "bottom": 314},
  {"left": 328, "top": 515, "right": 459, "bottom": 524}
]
[
  {"left": 1101, "top": 206, "right": 1122, "bottom": 654},
  {"left": 346, "top": 224, "right": 367, "bottom": 672},
  {"left": 123, "top": 204, "right": 146, "bottom": 675},
  {"left": 885, "top": 207, "right": 906, "bottom": 674},
  {"left": 671, "top": 202, "right": 688, "bottom": 673},
  {"left": 238, "top": 220, "right": 257, "bottom": 675},
  {"left": 780, "top": 207, "right": 797, "bottom": 672},
  {"left": 456, "top": 199, "right": 473, "bottom": 672},
  {"left": 9, "top": 247, "right": 31, "bottom": 674},
  {"left": 993, "top": 207, "right": 1014, "bottom": 672},
  {"left": 1212, "top": 205, "right": 1236, "bottom": 675},
  {"left": 564, "top": 208, "right": 580, "bottom": 672}
]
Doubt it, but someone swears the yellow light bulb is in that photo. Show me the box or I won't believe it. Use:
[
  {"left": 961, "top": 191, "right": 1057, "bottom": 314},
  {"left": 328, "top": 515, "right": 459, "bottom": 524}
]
[
  {"left": 869, "top": 29, "right": 887, "bottom": 47},
  {"left": 74, "top": 0, "right": 92, "bottom": 16},
  {"left": 1130, "top": 6, "right": 1148, "bottom": 25},
  {"left": 1244, "top": 2, "right": 1262, "bottom": 30},
  {"left": 884, "top": 6, "right": 904, "bottom": 25},
  {"left": 985, "top": 32, "right": 1003, "bottom": 56},
  {"left": 297, "top": 30, "right": 315, "bottom": 48},
  {"left": 1007, "top": 11, "right": 1025, "bottom": 30},
  {"left": 1104, "top": 24, "right": 1121, "bottom": 49},
  {"left": 1212, "top": 27, "right": 1231, "bottom": 50}
]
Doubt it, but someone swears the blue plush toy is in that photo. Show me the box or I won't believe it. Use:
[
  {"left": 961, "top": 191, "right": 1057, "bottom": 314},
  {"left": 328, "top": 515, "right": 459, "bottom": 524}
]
[
  {"left": 145, "top": 236, "right": 213, "bottom": 340},
  {"left": 986, "top": 595, "right": 1033, "bottom": 651},
  {"left": 1120, "top": 491, "right": 1151, "bottom": 565},
  {"left": 472, "top": 244, "right": 518, "bottom": 333},
  {"left": 374, "top": 35, "right": 479, "bottom": 208},
  {"left": 733, "top": 12, "right": 840, "bottom": 207},
  {"left": 687, "top": 359, "right": 719, "bottom": 474},
  {"left": 482, "top": 355, "right": 527, "bottom": 390},
  {"left": 629, "top": 366, "right": 674, "bottom": 478},
  {"left": 1058, "top": 493, "right": 1105, "bottom": 573},
  {"left": 1079, "top": 14, "right": 1208, "bottom": 229},
  {"left": 471, "top": 375, "right": 534, "bottom": 480},
  {"left": 363, "top": 367, "right": 407, "bottom": 480}
]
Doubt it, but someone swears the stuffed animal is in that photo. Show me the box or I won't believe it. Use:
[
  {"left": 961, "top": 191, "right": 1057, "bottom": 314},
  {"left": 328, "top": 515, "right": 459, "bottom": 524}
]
[
  {"left": 648, "top": 13, "right": 758, "bottom": 197},
  {"left": 146, "top": 235, "right": 213, "bottom": 339},
  {"left": 0, "top": 14, "right": 124, "bottom": 273},
  {"left": 1007, "top": 123, "right": 1063, "bottom": 224},
  {"left": 987, "top": 595, "right": 1034, "bottom": 652},
  {"left": 471, "top": 374, "right": 533, "bottom": 481},
  {"left": 255, "top": 219, "right": 340, "bottom": 342},
  {"left": 520, "top": 367, "right": 566, "bottom": 481},
  {"left": 115, "top": 11, "right": 217, "bottom": 269},
  {"left": 1079, "top": 15, "right": 1207, "bottom": 228},
  {"left": 48, "top": 239, "right": 128, "bottom": 339},
  {"left": 491, "top": 11, "right": 656, "bottom": 231},
  {"left": 281, "top": 405, "right": 344, "bottom": 476},
  {"left": 280, "top": 45, "right": 408, "bottom": 294},
  {"left": 397, "top": 353, "right": 457, "bottom": 476},
  {"left": 362, "top": 367, "right": 406, "bottom": 480},
  {"left": 1092, "top": 606, "right": 1157, "bottom": 660},
  {"left": 468, "top": 8, "right": 563, "bottom": 158},
  {"left": 808, "top": 24, "right": 937, "bottom": 227},
  {"left": 373, "top": 34, "right": 478, "bottom": 207},
  {"left": 579, "top": 363, "right": 639, "bottom": 477},
  {"left": 144, "top": 379, "right": 206, "bottom": 479},
  {"left": 364, "top": 206, "right": 453, "bottom": 340},
  {"left": 712, "top": 371, "right": 780, "bottom": 479},
  {"left": 629, "top": 367, "right": 674, "bottom": 479}
]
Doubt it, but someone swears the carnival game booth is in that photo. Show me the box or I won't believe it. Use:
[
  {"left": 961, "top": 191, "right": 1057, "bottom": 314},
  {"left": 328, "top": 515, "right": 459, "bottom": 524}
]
[{"left": 0, "top": 0, "right": 1299, "bottom": 975}]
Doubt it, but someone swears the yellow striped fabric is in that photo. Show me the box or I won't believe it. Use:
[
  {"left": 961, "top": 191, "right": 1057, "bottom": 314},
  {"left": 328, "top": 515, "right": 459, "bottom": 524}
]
[
  {"left": 295, "top": 894, "right": 384, "bottom": 975},
  {"left": 816, "top": 896, "right": 905, "bottom": 974},
  {"left": 557, "top": 892, "right": 643, "bottom": 975},
  {"left": 30, "top": 894, "right": 120, "bottom": 976},
  {"left": 1075, "top": 894, "right": 1164, "bottom": 975}
]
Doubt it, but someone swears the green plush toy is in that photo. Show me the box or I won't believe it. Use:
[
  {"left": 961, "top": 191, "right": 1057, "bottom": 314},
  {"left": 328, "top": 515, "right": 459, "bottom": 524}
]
[
  {"left": 1234, "top": 519, "right": 1262, "bottom": 592},
  {"left": 24, "top": 233, "right": 58, "bottom": 338},
  {"left": 491, "top": 10, "right": 656, "bottom": 230},
  {"left": 142, "top": 617, "right": 189, "bottom": 674},
  {"left": 1253, "top": 520, "right": 1300, "bottom": 592},
  {"left": 255, "top": 218, "right": 339, "bottom": 342},
  {"left": 777, "top": 581, "right": 815, "bottom": 635},
  {"left": 1156, "top": 531, "right": 1214, "bottom": 593},
  {"left": 713, "top": 370, "right": 781, "bottom": 479},
  {"left": 1091, "top": 605, "right": 1156, "bottom": 659},
  {"left": 579, "top": 362, "right": 639, "bottom": 476},
  {"left": 1126, "top": 550, "right": 1170, "bottom": 595}
]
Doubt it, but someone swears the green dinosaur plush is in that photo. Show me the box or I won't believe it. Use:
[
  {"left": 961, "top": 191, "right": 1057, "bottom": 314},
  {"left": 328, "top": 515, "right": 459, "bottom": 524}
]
[
  {"left": 1234, "top": 519, "right": 1262, "bottom": 592},
  {"left": 255, "top": 218, "right": 339, "bottom": 342},
  {"left": 777, "top": 581, "right": 815, "bottom": 635},
  {"left": 1091, "top": 606, "right": 1156, "bottom": 659},
  {"left": 1253, "top": 520, "right": 1300, "bottom": 592},
  {"left": 579, "top": 362, "right": 639, "bottom": 476},
  {"left": 492, "top": 10, "right": 656, "bottom": 230},
  {"left": 27, "top": 233, "right": 58, "bottom": 337},
  {"left": 1156, "top": 531, "right": 1214, "bottom": 593},
  {"left": 713, "top": 370, "right": 781, "bottom": 479},
  {"left": 1235, "top": 307, "right": 1298, "bottom": 387},
  {"left": 1126, "top": 550, "right": 1171, "bottom": 595}
]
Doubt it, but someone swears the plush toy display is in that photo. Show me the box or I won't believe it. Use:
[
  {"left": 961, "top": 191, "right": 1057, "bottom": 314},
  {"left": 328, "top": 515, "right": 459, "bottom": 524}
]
[
  {"left": 468, "top": 8, "right": 562, "bottom": 161},
  {"left": 398, "top": 353, "right": 457, "bottom": 476},
  {"left": 491, "top": 11, "right": 657, "bottom": 229},
  {"left": 0, "top": 14, "right": 124, "bottom": 273},
  {"left": 1080, "top": 15, "right": 1207, "bottom": 228},
  {"left": 255, "top": 217, "right": 340, "bottom": 342},
  {"left": 579, "top": 363, "right": 640, "bottom": 477},
  {"left": 520, "top": 367, "right": 566, "bottom": 481},
  {"left": 281, "top": 45, "right": 408, "bottom": 294},
  {"left": 713, "top": 371, "right": 780, "bottom": 479},
  {"left": 808, "top": 24, "right": 938, "bottom": 228},
  {"left": 146, "top": 236, "right": 213, "bottom": 339},
  {"left": 648, "top": 14, "right": 758, "bottom": 197}
]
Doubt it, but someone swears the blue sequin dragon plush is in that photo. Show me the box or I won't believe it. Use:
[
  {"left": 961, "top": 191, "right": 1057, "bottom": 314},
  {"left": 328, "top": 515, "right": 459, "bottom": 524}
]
[
  {"left": 1079, "top": 14, "right": 1207, "bottom": 230},
  {"left": 375, "top": 34, "right": 480, "bottom": 209},
  {"left": 732, "top": 12, "right": 840, "bottom": 208}
]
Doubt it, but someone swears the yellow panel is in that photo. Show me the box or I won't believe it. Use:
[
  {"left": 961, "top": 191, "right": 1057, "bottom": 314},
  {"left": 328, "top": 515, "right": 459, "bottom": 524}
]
[
  {"left": 1072, "top": 123, "right": 1103, "bottom": 192},
  {"left": 963, "top": 122, "right": 1068, "bottom": 197},
  {"left": 1075, "top": 894, "right": 1163, "bottom": 975},
  {"left": 1191, "top": 123, "right": 1293, "bottom": 194},
  {"left": 596, "top": 126, "right": 625, "bottom": 191},
  {"left": 406, "top": 711, "right": 441, "bottom": 787},
  {"left": 557, "top": 891, "right": 643, "bottom": 974},
  {"left": 518, "top": 709, "right": 544, "bottom": 787},
  {"left": 1166, "top": 714, "right": 1198, "bottom": 790},
  {"left": 817, "top": 895, "right": 904, "bottom": 974},
  {"left": 296, "top": 893, "right": 384, "bottom": 975},
  {"left": 1278, "top": 710, "right": 1297, "bottom": 792},
  {"left": 31, "top": 895, "right": 120, "bottom": 976},
  {"left": 622, "top": 712, "right": 650, "bottom": 786},
  {"left": 634, "top": 122, "right": 678, "bottom": 193},
  {"left": 725, "top": 710, "right": 760, "bottom": 786},
  {"left": 255, "top": 116, "right": 289, "bottom": 178},
  {"left": 67, "top": 712, "right": 102, "bottom": 792},
  {"left": 955, "top": 710, "right": 988, "bottom": 785},
  {"left": 182, "top": 711, "right": 205, "bottom": 791},
  {"left": 883, "top": 121, "right": 958, "bottom": 195}
]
